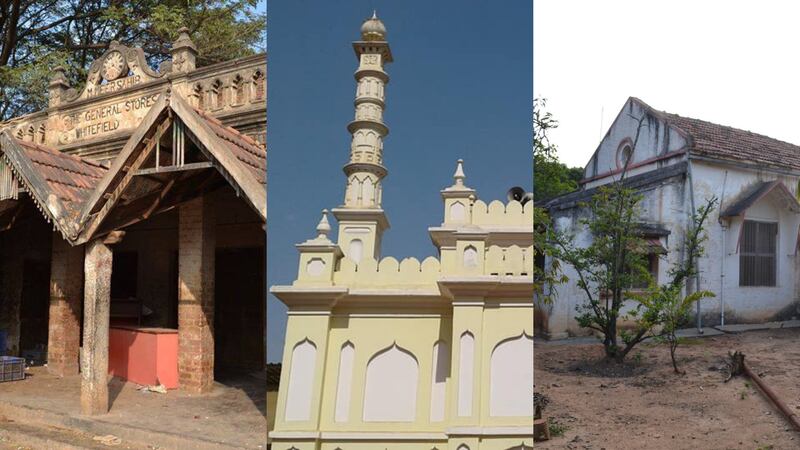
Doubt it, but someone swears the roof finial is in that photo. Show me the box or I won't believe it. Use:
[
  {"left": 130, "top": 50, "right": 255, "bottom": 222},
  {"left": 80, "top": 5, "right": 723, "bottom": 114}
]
[
  {"left": 316, "top": 209, "right": 331, "bottom": 240},
  {"left": 453, "top": 159, "right": 466, "bottom": 186},
  {"left": 372, "top": 9, "right": 377, "bottom": 19}
]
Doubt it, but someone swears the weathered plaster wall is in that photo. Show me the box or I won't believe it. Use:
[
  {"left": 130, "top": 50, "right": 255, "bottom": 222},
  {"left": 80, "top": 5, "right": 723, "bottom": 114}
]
[
  {"left": 543, "top": 175, "right": 687, "bottom": 338},
  {"left": 583, "top": 99, "right": 688, "bottom": 189},
  {"left": 691, "top": 161, "right": 800, "bottom": 325},
  {"left": 544, "top": 158, "right": 800, "bottom": 339}
]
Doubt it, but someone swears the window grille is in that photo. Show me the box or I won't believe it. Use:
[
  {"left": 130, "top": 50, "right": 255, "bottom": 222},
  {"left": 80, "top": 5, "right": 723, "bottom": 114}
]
[{"left": 740, "top": 220, "right": 777, "bottom": 286}]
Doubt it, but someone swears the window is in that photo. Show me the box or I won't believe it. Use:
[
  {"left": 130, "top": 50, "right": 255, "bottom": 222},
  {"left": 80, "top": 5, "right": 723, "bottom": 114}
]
[
  {"left": 252, "top": 70, "right": 265, "bottom": 100},
  {"left": 740, "top": 220, "right": 777, "bottom": 286},
  {"left": 211, "top": 79, "right": 224, "bottom": 108},
  {"left": 232, "top": 75, "right": 244, "bottom": 105},
  {"left": 618, "top": 143, "right": 633, "bottom": 168},
  {"left": 623, "top": 238, "right": 662, "bottom": 289},
  {"left": 629, "top": 252, "right": 659, "bottom": 289},
  {"left": 193, "top": 84, "right": 204, "bottom": 109}
]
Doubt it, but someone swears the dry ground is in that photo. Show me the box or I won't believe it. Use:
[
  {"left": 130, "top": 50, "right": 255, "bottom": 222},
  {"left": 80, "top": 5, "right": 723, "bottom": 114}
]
[
  {"left": 535, "top": 328, "right": 800, "bottom": 449},
  {"left": 0, "top": 366, "right": 266, "bottom": 449}
]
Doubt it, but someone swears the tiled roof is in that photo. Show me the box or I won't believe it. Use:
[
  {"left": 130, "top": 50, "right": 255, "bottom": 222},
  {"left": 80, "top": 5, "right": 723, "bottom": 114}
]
[
  {"left": 635, "top": 98, "right": 800, "bottom": 171},
  {"left": 13, "top": 139, "right": 107, "bottom": 218},
  {"left": 193, "top": 108, "right": 266, "bottom": 185},
  {"left": 720, "top": 180, "right": 800, "bottom": 217}
]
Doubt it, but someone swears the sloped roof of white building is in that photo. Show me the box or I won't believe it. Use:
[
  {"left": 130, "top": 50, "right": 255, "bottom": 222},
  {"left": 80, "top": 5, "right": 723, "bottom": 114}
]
[{"left": 634, "top": 97, "right": 800, "bottom": 172}]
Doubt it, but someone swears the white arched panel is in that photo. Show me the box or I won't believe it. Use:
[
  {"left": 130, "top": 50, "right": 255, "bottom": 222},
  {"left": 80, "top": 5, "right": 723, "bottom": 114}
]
[
  {"left": 450, "top": 201, "right": 466, "bottom": 221},
  {"left": 334, "top": 342, "right": 355, "bottom": 422},
  {"left": 490, "top": 334, "right": 534, "bottom": 417},
  {"left": 429, "top": 341, "right": 448, "bottom": 422},
  {"left": 463, "top": 246, "right": 478, "bottom": 268},
  {"left": 349, "top": 239, "right": 364, "bottom": 264},
  {"left": 458, "top": 331, "right": 475, "bottom": 417},
  {"left": 362, "top": 177, "right": 375, "bottom": 206},
  {"left": 285, "top": 339, "right": 317, "bottom": 421},
  {"left": 363, "top": 344, "right": 419, "bottom": 422}
]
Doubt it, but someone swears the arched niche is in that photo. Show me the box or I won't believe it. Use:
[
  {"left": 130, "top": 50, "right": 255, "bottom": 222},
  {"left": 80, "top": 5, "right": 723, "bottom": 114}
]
[
  {"left": 458, "top": 331, "right": 475, "bottom": 416},
  {"left": 363, "top": 343, "right": 419, "bottom": 422},
  {"left": 490, "top": 333, "right": 534, "bottom": 417},
  {"left": 334, "top": 342, "right": 355, "bottom": 422},
  {"left": 284, "top": 338, "right": 316, "bottom": 421}
]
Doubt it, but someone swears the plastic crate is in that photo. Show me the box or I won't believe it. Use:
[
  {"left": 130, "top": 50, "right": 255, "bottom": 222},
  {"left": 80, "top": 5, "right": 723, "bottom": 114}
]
[{"left": 0, "top": 356, "right": 24, "bottom": 382}]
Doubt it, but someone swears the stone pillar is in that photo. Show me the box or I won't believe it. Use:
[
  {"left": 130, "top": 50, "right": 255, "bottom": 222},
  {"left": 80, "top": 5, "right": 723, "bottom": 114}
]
[
  {"left": 178, "top": 196, "right": 215, "bottom": 394},
  {"left": 48, "top": 66, "right": 70, "bottom": 108},
  {"left": 81, "top": 239, "right": 112, "bottom": 415},
  {"left": 170, "top": 28, "right": 198, "bottom": 74},
  {"left": 47, "top": 235, "right": 83, "bottom": 376}
]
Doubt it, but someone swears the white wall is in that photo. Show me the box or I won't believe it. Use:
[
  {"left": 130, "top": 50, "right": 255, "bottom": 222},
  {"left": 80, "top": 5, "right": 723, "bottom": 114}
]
[
  {"left": 545, "top": 158, "right": 800, "bottom": 338},
  {"left": 692, "top": 161, "right": 800, "bottom": 325}
]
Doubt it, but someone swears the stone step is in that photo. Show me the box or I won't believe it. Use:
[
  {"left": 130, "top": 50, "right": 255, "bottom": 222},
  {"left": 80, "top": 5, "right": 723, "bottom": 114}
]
[{"left": 0, "top": 401, "right": 246, "bottom": 450}]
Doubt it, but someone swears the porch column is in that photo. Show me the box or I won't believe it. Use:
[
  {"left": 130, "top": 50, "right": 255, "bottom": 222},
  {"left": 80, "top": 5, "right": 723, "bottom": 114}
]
[
  {"left": 47, "top": 235, "right": 83, "bottom": 376},
  {"left": 178, "top": 196, "right": 215, "bottom": 394},
  {"left": 81, "top": 238, "right": 112, "bottom": 415}
]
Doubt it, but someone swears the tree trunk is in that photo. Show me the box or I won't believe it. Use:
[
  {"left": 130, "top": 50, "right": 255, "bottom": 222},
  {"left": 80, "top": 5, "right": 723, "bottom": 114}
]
[
  {"left": 669, "top": 337, "right": 683, "bottom": 374},
  {"left": 604, "top": 315, "right": 619, "bottom": 359}
]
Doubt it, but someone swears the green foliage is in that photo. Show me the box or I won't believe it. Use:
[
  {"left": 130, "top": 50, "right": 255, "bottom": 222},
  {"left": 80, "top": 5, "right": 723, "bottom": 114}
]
[
  {"left": 551, "top": 181, "right": 652, "bottom": 360},
  {"left": 630, "top": 197, "right": 718, "bottom": 373},
  {"left": 548, "top": 418, "right": 568, "bottom": 437},
  {"left": 0, "top": 0, "right": 265, "bottom": 120},
  {"left": 533, "top": 99, "right": 570, "bottom": 305},
  {"left": 533, "top": 99, "right": 583, "bottom": 200},
  {"left": 534, "top": 206, "right": 567, "bottom": 305},
  {"left": 547, "top": 108, "right": 718, "bottom": 364}
]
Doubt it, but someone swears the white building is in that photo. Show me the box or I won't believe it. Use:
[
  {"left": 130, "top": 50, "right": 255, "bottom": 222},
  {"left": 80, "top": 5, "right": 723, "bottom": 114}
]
[{"left": 539, "top": 97, "right": 800, "bottom": 339}]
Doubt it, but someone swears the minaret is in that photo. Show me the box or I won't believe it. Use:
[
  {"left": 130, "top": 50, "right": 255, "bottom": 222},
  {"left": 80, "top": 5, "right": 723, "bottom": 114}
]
[{"left": 333, "top": 12, "right": 393, "bottom": 263}]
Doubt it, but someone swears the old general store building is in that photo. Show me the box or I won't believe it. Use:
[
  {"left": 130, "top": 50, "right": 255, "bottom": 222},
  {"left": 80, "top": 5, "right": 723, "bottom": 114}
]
[
  {"left": 540, "top": 97, "right": 800, "bottom": 339},
  {"left": 0, "top": 29, "right": 266, "bottom": 415}
]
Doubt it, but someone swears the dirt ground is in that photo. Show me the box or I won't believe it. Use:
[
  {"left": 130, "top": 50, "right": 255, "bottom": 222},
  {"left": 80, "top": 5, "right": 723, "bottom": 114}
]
[
  {"left": 0, "top": 366, "right": 266, "bottom": 449},
  {"left": 535, "top": 328, "right": 800, "bottom": 449}
]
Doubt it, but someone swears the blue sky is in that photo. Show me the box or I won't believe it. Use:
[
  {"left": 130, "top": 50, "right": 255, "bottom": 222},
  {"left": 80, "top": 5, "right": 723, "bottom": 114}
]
[{"left": 266, "top": 1, "right": 532, "bottom": 362}]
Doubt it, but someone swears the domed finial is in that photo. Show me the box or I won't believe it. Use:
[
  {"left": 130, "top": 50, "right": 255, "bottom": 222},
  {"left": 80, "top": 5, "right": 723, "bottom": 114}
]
[
  {"left": 316, "top": 209, "right": 331, "bottom": 239},
  {"left": 453, "top": 159, "right": 466, "bottom": 186},
  {"left": 361, "top": 11, "right": 387, "bottom": 41}
]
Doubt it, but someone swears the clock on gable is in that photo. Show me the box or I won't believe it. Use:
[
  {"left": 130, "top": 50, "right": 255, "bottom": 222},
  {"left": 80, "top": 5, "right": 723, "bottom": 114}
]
[{"left": 101, "top": 51, "right": 128, "bottom": 81}]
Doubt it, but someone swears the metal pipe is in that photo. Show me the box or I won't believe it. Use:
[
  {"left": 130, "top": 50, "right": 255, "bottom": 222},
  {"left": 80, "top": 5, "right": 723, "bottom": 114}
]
[
  {"left": 720, "top": 224, "right": 726, "bottom": 326},
  {"left": 744, "top": 359, "right": 800, "bottom": 431},
  {"left": 719, "top": 170, "right": 728, "bottom": 327},
  {"left": 686, "top": 158, "right": 702, "bottom": 332}
]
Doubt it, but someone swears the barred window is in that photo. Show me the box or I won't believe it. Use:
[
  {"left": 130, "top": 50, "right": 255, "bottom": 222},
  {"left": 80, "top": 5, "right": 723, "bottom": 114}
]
[
  {"left": 627, "top": 252, "right": 659, "bottom": 289},
  {"left": 739, "top": 220, "right": 777, "bottom": 287}
]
